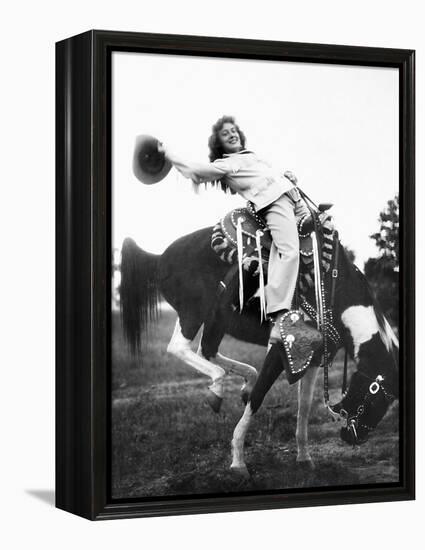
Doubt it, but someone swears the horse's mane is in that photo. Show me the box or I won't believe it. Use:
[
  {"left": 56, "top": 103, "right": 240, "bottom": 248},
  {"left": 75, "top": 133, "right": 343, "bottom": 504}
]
[{"left": 340, "top": 246, "right": 399, "bottom": 355}]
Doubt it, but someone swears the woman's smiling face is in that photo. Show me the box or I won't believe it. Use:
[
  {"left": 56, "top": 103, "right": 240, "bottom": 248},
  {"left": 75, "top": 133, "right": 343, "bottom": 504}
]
[{"left": 218, "top": 122, "right": 243, "bottom": 154}]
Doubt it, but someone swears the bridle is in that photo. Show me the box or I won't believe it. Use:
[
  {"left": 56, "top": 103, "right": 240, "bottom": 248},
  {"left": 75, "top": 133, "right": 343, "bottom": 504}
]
[{"left": 339, "top": 371, "right": 396, "bottom": 445}]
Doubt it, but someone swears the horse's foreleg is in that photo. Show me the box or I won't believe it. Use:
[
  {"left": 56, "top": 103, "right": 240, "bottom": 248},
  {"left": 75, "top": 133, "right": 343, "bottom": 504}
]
[
  {"left": 217, "top": 353, "right": 258, "bottom": 403},
  {"left": 230, "top": 403, "right": 253, "bottom": 478},
  {"left": 230, "top": 344, "right": 284, "bottom": 477},
  {"left": 296, "top": 365, "right": 319, "bottom": 466},
  {"left": 167, "top": 319, "right": 226, "bottom": 412}
]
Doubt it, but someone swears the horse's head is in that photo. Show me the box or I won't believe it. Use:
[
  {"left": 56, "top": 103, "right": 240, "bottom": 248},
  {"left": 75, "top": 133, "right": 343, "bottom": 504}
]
[
  {"left": 332, "top": 371, "right": 397, "bottom": 445},
  {"left": 331, "top": 334, "right": 398, "bottom": 446}
]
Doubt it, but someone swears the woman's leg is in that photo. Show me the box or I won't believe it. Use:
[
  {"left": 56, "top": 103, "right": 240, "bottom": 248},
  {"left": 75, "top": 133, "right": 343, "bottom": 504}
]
[{"left": 263, "top": 192, "right": 299, "bottom": 315}]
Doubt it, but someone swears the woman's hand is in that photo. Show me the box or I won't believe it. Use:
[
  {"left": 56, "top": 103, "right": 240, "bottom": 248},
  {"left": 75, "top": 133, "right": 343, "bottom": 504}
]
[
  {"left": 284, "top": 170, "right": 298, "bottom": 185},
  {"left": 318, "top": 211, "right": 334, "bottom": 232},
  {"left": 318, "top": 211, "right": 330, "bottom": 224},
  {"left": 318, "top": 204, "right": 333, "bottom": 225}
]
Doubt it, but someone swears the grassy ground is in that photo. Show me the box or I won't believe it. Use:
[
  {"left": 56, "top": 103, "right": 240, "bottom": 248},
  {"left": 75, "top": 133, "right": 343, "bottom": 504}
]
[{"left": 111, "top": 309, "right": 399, "bottom": 499}]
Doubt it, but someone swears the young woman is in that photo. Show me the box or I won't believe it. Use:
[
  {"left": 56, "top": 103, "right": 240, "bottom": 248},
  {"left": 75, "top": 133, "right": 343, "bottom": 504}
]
[{"left": 159, "top": 115, "right": 311, "bottom": 342}]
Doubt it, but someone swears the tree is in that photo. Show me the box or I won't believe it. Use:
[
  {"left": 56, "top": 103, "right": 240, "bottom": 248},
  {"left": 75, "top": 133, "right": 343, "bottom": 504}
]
[
  {"left": 364, "top": 194, "right": 399, "bottom": 326},
  {"left": 369, "top": 194, "right": 399, "bottom": 269}
]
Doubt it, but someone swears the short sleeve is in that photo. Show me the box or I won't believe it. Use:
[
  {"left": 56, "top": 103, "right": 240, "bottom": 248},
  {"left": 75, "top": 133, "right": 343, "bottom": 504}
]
[{"left": 214, "top": 157, "right": 241, "bottom": 174}]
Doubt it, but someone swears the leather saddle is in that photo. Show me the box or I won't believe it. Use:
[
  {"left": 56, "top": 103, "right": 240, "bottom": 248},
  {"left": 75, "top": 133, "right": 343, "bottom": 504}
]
[
  {"left": 218, "top": 204, "right": 314, "bottom": 261},
  {"left": 221, "top": 206, "right": 272, "bottom": 255}
]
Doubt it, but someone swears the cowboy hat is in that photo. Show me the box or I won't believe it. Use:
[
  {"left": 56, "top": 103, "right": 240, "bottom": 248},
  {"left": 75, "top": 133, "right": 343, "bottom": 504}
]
[{"left": 132, "top": 134, "right": 172, "bottom": 185}]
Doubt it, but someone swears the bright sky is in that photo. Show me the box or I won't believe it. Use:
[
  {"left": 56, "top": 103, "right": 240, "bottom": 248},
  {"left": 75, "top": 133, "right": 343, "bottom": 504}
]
[{"left": 112, "top": 52, "right": 398, "bottom": 269}]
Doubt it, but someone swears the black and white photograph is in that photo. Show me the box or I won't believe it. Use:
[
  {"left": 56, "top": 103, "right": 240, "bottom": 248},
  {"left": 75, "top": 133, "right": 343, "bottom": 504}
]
[
  {"left": 2, "top": 0, "right": 424, "bottom": 544},
  {"left": 111, "top": 50, "right": 401, "bottom": 500}
]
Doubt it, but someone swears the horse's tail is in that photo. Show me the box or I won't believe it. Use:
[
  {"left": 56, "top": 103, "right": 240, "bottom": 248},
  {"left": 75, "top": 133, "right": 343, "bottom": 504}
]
[{"left": 120, "top": 237, "right": 160, "bottom": 354}]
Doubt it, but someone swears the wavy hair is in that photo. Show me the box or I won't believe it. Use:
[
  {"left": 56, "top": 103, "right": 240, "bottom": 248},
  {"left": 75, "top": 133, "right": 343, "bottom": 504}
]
[{"left": 207, "top": 115, "right": 246, "bottom": 193}]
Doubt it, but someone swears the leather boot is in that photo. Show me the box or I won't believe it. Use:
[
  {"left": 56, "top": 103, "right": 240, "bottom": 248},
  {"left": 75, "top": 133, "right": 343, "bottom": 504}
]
[{"left": 268, "top": 309, "right": 288, "bottom": 345}]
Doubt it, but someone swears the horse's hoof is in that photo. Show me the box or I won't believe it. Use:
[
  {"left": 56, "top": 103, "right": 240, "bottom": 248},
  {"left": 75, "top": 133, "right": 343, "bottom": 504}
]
[
  {"left": 241, "top": 388, "right": 250, "bottom": 405},
  {"left": 230, "top": 464, "right": 251, "bottom": 480},
  {"left": 206, "top": 389, "right": 223, "bottom": 413}
]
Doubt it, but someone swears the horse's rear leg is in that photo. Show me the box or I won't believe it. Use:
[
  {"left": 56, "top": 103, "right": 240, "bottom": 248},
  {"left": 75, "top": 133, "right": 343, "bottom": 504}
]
[
  {"left": 198, "top": 310, "right": 258, "bottom": 403},
  {"left": 296, "top": 365, "right": 319, "bottom": 467},
  {"left": 167, "top": 318, "right": 226, "bottom": 412},
  {"left": 231, "top": 344, "right": 284, "bottom": 477}
]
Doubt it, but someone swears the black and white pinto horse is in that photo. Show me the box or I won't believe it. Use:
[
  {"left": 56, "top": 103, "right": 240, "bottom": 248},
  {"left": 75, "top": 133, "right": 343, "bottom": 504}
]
[{"left": 120, "top": 224, "right": 399, "bottom": 476}]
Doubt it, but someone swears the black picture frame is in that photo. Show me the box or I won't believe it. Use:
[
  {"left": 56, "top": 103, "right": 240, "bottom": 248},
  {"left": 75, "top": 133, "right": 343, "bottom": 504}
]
[{"left": 56, "top": 30, "right": 415, "bottom": 520}]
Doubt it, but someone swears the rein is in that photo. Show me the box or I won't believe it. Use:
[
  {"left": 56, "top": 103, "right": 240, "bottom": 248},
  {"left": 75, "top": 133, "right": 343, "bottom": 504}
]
[
  {"left": 329, "top": 230, "right": 349, "bottom": 399},
  {"left": 298, "top": 188, "right": 340, "bottom": 413}
]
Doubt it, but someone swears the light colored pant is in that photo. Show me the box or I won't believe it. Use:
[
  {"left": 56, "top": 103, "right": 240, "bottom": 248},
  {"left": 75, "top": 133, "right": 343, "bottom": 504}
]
[{"left": 262, "top": 190, "right": 300, "bottom": 314}]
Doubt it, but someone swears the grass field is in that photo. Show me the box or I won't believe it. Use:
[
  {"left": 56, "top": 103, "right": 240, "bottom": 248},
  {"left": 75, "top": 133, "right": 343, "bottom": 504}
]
[{"left": 111, "top": 308, "right": 399, "bottom": 499}]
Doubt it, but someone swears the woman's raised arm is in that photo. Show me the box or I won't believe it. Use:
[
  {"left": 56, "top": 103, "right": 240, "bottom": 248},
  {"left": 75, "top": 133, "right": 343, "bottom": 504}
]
[{"left": 161, "top": 144, "right": 231, "bottom": 185}]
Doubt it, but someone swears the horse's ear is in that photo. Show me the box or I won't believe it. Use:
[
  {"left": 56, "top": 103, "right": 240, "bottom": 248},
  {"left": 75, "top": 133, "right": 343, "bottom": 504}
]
[{"left": 133, "top": 135, "right": 172, "bottom": 185}]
